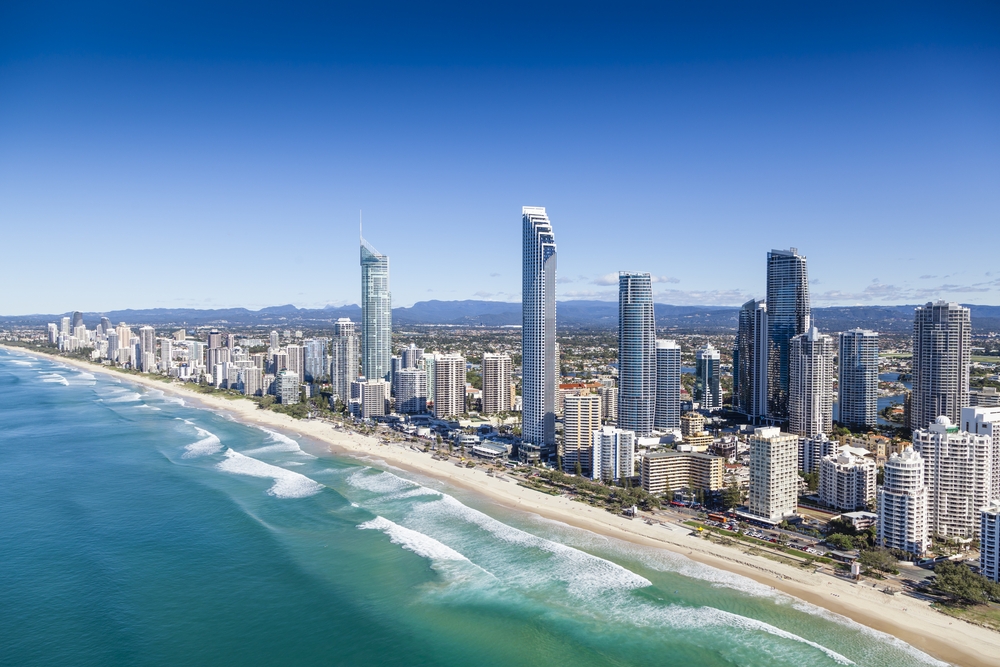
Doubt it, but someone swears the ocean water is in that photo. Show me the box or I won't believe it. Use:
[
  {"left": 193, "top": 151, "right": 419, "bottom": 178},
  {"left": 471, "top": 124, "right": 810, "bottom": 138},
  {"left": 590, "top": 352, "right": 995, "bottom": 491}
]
[{"left": 0, "top": 350, "right": 945, "bottom": 667}]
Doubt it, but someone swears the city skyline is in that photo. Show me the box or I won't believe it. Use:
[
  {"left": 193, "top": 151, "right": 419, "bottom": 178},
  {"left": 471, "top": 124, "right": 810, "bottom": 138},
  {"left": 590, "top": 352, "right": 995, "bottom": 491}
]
[{"left": 3, "top": 3, "right": 999, "bottom": 314}]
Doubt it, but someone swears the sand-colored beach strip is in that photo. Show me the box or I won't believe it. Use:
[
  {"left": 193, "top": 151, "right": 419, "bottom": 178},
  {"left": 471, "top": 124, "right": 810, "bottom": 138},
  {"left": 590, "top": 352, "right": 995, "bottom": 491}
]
[{"left": 7, "top": 346, "right": 999, "bottom": 667}]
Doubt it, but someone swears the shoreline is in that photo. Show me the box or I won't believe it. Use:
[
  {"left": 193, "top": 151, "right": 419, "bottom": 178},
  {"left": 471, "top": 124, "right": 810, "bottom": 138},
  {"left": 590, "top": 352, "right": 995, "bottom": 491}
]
[{"left": 5, "top": 346, "right": 998, "bottom": 666}]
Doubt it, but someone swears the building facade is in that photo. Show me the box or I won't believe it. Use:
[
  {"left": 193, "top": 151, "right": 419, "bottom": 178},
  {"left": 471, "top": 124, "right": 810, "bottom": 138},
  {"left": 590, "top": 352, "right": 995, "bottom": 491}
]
[
  {"left": 521, "top": 206, "right": 558, "bottom": 460},
  {"left": 982, "top": 500, "right": 1000, "bottom": 583},
  {"left": 331, "top": 318, "right": 359, "bottom": 404},
  {"left": 838, "top": 329, "right": 879, "bottom": 429},
  {"left": 800, "top": 433, "right": 839, "bottom": 474},
  {"left": 481, "top": 352, "right": 513, "bottom": 415},
  {"left": 641, "top": 451, "right": 724, "bottom": 496},
  {"left": 877, "top": 447, "right": 930, "bottom": 555},
  {"left": 361, "top": 235, "right": 392, "bottom": 382},
  {"left": 618, "top": 272, "right": 656, "bottom": 437},
  {"left": 275, "top": 370, "right": 300, "bottom": 405},
  {"left": 695, "top": 343, "right": 721, "bottom": 411},
  {"left": 562, "top": 394, "right": 601, "bottom": 475},
  {"left": 433, "top": 353, "right": 466, "bottom": 418},
  {"left": 734, "top": 299, "right": 768, "bottom": 422},
  {"left": 766, "top": 248, "right": 810, "bottom": 421},
  {"left": 913, "top": 416, "right": 996, "bottom": 539},
  {"left": 592, "top": 426, "right": 635, "bottom": 483},
  {"left": 748, "top": 427, "right": 799, "bottom": 523},
  {"left": 654, "top": 339, "right": 680, "bottom": 430},
  {"left": 395, "top": 368, "right": 428, "bottom": 414},
  {"left": 598, "top": 385, "right": 618, "bottom": 424},
  {"left": 788, "top": 327, "right": 834, "bottom": 438},
  {"left": 819, "top": 451, "right": 876, "bottom": 511},
  {"left": 910, "top": 301, "right": 971, "bottom": 432}
]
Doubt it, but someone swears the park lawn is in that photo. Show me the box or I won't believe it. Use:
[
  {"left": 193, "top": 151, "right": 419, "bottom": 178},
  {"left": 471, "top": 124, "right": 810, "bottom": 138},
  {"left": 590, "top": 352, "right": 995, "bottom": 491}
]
[{"left": 934, "top": 602, "right": 1000, "bottom": 633}]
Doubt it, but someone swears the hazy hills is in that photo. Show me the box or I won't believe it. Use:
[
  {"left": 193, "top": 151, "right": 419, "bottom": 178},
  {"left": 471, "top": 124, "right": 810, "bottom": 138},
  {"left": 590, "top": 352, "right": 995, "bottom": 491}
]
[{"left": 4, "top": 300, "right": 1000, "bottom": 333}]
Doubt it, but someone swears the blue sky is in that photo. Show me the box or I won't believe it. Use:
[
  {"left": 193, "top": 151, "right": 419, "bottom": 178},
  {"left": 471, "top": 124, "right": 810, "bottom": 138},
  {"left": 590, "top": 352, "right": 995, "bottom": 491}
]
[{"left": 1, "top": 1, "right": 998, "bottom": 314}]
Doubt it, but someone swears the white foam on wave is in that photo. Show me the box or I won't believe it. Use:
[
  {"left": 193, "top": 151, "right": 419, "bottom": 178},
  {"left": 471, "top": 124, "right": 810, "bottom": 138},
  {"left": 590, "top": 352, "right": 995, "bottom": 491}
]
[
  {"left": 135, "top": 404, "right": 162, "bottom": 410},
  {"left": 216, "top": 449, "right": 324, "bottom": 499},
  {"left": 39, "top": 373, "right": 69, "bottom": 385},
  {"left": 348, "top": 468, "right": 420, "bottom": 495},
  {"left": 246, "top": 427, "right": 317, "bottom": 458},
  {"left": 9, "top": 359, "right": 33, "bottom": 366},
  {"left": 106, "top": 392, "right": 143, "bottom": 403},
  {"left": 788, "top": 600, "right": 947, "bottom": 665},
  {"left": 182, "top": 427, "right": 223, "bottom": 458},
  {"left": 359, "top": 516, "right": 469, "bottom": 562},
  {"left": 414, "top": 495, "right": 651, "bottom": 597}
]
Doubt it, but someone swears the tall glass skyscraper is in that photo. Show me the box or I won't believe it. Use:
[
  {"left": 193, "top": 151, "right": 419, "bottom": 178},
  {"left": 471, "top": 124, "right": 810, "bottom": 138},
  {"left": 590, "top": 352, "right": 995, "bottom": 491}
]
[
  {"left": 838, "top": 328, "right": 879, "bottom": 429},
  {"left": 734, "top": 299, "right": 768, "bottom": 421},
  {"left": 695, "top": 343, "right": 722, "bottom": 411},
  {"left": 360, "top": 235, "right": 391, "bottom": 382},
  {"left": 766, "top": 248, "right": 810, "bottom": 421},
  {"left": 910, "top": 301, "right": 971, "bottom": 431},
  {"left": 618, "top": 272, "right": 656, "bottom": 437},
  {"left": 521, "top": 206, "right": 557, "bottom": 461},
  {"left": 654, "top": 339, "right": 680, "bottom": 430},
  {"left": 331, "top": 318, "right": 358, "bottom": 403}
]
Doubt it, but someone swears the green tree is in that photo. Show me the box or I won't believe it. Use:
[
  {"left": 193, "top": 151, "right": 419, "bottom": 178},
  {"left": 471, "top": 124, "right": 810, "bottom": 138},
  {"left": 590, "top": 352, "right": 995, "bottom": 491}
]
[
  {"left": 575, "top": 460, "right": 582, "bottom": 476},
  {"left": 721, "top": 481, "right": 742, "bottom": 509},
  {"left": 934, "top": 561, "right": 1000, "bottom": 604},
  {"left": 859, "top": 548, "right": 898, "bottom": 576},
  {"left": 825, "top": 533, "right": 855, "bottom": 550}
]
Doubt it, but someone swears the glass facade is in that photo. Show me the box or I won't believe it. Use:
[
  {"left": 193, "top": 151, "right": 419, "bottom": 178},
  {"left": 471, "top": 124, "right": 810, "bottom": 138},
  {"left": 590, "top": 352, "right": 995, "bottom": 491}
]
[
  {"left": 618, "top": 273, "right": 656, "bottom": 437},
  {"left": 766, "top": 248, "right": 810, "bottom": 421},
  {"left": 360, "top": 237, "right": 392, "bottom": 382},
  {"left": 521, "top": 207, "right": 557, "bottom": 459}
]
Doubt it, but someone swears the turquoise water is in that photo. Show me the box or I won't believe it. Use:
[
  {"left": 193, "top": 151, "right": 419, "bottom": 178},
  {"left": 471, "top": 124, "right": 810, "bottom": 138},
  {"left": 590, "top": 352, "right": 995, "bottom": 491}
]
[{"left": 0, "top": 349, "right": 944, "bottom": 667}]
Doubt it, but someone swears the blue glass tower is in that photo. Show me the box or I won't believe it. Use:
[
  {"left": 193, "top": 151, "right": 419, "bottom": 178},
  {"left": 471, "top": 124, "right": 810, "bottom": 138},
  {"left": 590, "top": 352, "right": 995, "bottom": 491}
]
[{"left": 618, "top": 272, "right": 656, "bottom": 437}]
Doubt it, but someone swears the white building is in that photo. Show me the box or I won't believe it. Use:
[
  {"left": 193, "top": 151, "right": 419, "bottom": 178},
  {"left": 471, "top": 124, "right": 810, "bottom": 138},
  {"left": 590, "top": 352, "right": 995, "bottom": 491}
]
[
  {"left": 275, "top": 370, "right": 300, "bottom": 405},
  {"left": 521, "top": 206, "right": 558, "bottom": 461},
  {"left": 913, "top": 416, "right": 996, "bottom": 540},
  {"left": 395, "top": 368, "right": 428, "bottom": 414},
  {"left": 788, "top": 327, "right": 834, "bottom": 437},
  {"left": 819, "top": 451, "right": 876, "bottom": 511},
  {"left": 598, "top": 385, "right": 617, "bottom": 424},
  {"left": 877, "top": 447, "right": 930, "bottom": 555},
  {"left": 481, "top": 353, "right": 513, "bottom": 415},
  {"left": 960, "top": 406, "right": 1000, "bottom": 502},
  {"left": 159, "top": 338, "right": 173, "bottom": 372},
  {"left": 239, "top": 366, "right": 263, "bottom": 397},
  {"left": 563, "top": 394, "right": 601, "bottom": 475},
  {"left": 331, "top": 318, "right": 359, "bottom": 404},
  {"left": 747, "top": 427, "right": 798, "bottom": 523},
  {"left": 592, "top": 426, "right": 635, "bottom": 484},
  {"left": 800, "top": 433, "right": 839, "bottom": 474},
  {"left": 982, "top": 499, "right": 1000, "bottom": 583},
  {"left": 433, "top": 354, "right": 466, "bottom": 418}
]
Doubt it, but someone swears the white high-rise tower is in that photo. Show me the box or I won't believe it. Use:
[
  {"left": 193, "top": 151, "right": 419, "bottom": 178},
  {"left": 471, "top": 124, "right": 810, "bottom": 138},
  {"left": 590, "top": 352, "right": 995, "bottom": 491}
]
[{"left": 521, "top": 206, "right": 557, "bottom": 462}]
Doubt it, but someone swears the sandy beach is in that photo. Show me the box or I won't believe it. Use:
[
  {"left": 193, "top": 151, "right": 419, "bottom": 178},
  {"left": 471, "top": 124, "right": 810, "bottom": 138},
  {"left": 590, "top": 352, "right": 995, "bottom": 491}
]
[{"left": 6, "top": 346, "right": 999, "bottom": 667}]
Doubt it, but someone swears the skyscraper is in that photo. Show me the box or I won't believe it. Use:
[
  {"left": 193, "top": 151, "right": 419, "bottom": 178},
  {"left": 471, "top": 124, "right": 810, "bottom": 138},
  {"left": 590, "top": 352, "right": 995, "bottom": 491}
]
[
  {"left": 481, "top": 352, "right": 513, "bottom": 415},
  {"left": 695, "top": 343, "right": 721, "bottom": 411},
  {"left": 734, "top": 299, "right": 768, "bottom": 422},
  {"left": 618, "top": 272, "right": 656, "bottom": 437},
  {"left": 331, "top": 318, "right": 359, "bottom": 403},
  {"left": 788, "top": 327, "right": 834, "bottom": 437},
  {"left": 138, "top": 326, "right": 156, "bottom": 372},
  {"left": 592, "top": 425, "right": 636, "bottom": 483},
  {"left": 910, "top": 301, "right": 971, "bottom": 432},
  {"left": 838, "top": 329, "right": 879, "bottom": 430},
  {"left": 361, "top": 234, "right": 392, "bottom": 382},
  {"left": 913, "top": 416, "right": 995, "bottom": 539},
  {"left": 877, "top": 447, "right": 930, "bottom": 556},
  {"left": 303, "top": 338, "right": 328, "bottom": 382},
  {"left": 433, "top": 353, "right": 466, "bottom": 418},
  {"left": 395, "top": 368, "right": 428, "bottom": 414},
  {"left": 654, "top": 339, "right": 681, "bottom": 430},
  {"left": 521, "top": 206, "right": 557, "bottom": 460},
  {"left": 766, "top": 248, "right": 810, "bottom": 421},
  {"left": 401, "top": 343, "right": 423, "bottom": 369},
  {"left": 71, "top": 311, "right": 84, "bottom": 329}
]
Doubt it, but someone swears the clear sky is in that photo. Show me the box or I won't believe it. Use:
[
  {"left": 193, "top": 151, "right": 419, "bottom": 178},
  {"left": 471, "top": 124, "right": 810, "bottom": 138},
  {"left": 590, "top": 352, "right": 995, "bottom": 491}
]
[{"left": 1, "top": 1, "right": 998, "bottom": 314}]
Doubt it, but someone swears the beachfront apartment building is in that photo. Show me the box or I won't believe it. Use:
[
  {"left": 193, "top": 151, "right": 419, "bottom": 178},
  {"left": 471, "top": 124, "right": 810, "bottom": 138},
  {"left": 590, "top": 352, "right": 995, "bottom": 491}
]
[
  {"left": 654, "top": 339, "right": 681, "bottom": 429},
  {"left": 910, "top": 301, "right": 971, "bottom": 432},
  {"left": 913, "top": 416, "right": 995, "bottom": 540},
  {"left": 819, "top": 451, "right": 877, "bottom": 512},
  {"left": 592, "top": 425, "right": 635, "bottom": 484},
  {"left": 432, "top": 354, "right": 466, "bottom": 418},
  {"left": 481, "top": 353, "right": 513, "bottom": 415},
  {"left": 395, "top": 368, "right": 428, "bottom": 415},
  {"left": 563, "top": 393, "right": 601, "bottom": 475},
  {"left": 982, "top": 500, "right": 1000, "bottom": 583},
  {"left": 788, "top": 326, "right": 834, "bottom": 438},
  {"left": 275, "top": 370, "right": 300, "bottom": 405},
  {"left": 618, "top": 272, "right": 656, "bottom": 437},
  {"left": 877, "top": 447, "right": 930, "bottom": 555},
  {"left": 747, "top": 427, "right": 798, "bottom": 523},
  {"left": 641, "top": 450, "right": 724, "bottom": 496}
]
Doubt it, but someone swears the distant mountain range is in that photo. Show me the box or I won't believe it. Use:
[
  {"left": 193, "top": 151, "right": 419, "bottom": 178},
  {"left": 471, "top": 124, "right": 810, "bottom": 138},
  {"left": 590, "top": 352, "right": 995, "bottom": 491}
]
[{"left": 4, "top": 300, "right": 1000, "bottom": 333}]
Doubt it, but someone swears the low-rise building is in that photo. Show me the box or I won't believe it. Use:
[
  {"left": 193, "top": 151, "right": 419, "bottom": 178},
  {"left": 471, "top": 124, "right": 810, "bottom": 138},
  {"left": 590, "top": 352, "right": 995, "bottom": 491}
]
[{"left": 641, "top": 451, "right": 724, "bottom": 496}]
